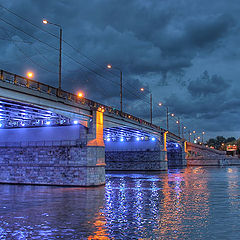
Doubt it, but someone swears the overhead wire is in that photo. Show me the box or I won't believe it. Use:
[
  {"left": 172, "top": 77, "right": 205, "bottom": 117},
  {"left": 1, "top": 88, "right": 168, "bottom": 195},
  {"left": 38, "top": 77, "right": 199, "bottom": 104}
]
[
  {"left": 0, "top": 4, "right": 151, "bottom": 103},
  {"left": 1, "top": 27, "right": 58, "bottom": 74},
  {"left": 0, "top": 16, "right": 58, "bottom": 51},
  {"left": 0, "top": 14, "right": 150, "bottom": 109}
]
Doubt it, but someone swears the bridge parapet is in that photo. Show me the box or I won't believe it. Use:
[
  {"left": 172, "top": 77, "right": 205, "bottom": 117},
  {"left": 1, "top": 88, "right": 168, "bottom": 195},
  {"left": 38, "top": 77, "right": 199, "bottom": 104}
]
[
  {"left": 186, "top": 142, "right": 226, "bottom": 156},
  {"left": 186, "top": 142, "right": 240, "bottom": 166}
]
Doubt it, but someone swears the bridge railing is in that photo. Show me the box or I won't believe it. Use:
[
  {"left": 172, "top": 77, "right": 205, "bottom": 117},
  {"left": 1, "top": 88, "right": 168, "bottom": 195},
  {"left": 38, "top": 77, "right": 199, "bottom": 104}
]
[
  {"left": 0, "top": 140, "right": 85, "bottom": 147},
  {"left": 0, "top": 69, "right": 181, "bottom": 140}
]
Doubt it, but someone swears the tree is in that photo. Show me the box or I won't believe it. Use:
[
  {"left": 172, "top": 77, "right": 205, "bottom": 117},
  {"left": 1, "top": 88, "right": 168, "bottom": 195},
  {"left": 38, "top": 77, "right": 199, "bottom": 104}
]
[
  {"left": 206, "top": 136, "right": 239, "bottom": 151},
  {"left": 226, "top": 137, "right": 236, "bottom": 143},
  {"left": 207, "top": 136, "right": 226, "bottom": 150}
]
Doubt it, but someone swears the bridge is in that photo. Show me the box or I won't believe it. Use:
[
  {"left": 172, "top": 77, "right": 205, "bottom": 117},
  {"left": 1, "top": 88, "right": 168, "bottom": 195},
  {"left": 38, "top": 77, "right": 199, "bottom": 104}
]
[{"left": 0, "top": 70, "right": 236, "bottom": 186}]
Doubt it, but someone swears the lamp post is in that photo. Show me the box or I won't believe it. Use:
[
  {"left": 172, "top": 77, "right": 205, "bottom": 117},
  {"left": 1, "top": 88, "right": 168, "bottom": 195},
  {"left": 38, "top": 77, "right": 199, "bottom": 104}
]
[
  {"left": 182, "top": 125, "right": 186, "bottom": 139},
  {"left": 202, "top": 131, "right": 205, "bottom": 143},
  {"left": 107, "top": 64, "right": 123, "bottom": 112},
  {"left": 189, "top": 131, "right": 192, "bottom": 142},
  {"left": 193, "top": 130, "right": 196, "bottom": 142},
  {"left": 176, "top": 117, "right": 180, "bottom": 137},
  {"left": 43, "top": 19, "right": 62, "bottom": 96},
  {"left": 150, "top": 93, "right": 152, "bottom": 124},
  {"left": 158, "top": 102, "right": 169, "bottom": 130},
  {"left": 140, "top": 88, "right": 152, "bottom": 124}
]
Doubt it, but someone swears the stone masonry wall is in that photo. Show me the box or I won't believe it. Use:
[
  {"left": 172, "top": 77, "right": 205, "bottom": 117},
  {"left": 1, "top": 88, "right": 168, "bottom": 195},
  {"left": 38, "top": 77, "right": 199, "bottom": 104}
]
[
  {"left": 167, "top": 151, "right": 183, "bottom": 168},
  {"left": 105, "top": 150, "right": 167, "bottom": 171},
  {"left": 0, "top": 144, "right": 105, "bottom": 186}
]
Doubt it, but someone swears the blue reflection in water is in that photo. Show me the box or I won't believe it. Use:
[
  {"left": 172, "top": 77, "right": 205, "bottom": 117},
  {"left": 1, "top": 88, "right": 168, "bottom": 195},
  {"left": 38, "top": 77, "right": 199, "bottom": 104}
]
[{"left": 0, "top": 167, "right": 240, "bottom": 239}]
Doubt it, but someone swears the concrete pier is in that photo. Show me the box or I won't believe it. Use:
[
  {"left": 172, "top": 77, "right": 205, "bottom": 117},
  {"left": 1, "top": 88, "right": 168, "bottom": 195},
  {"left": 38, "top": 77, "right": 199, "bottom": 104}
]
[{"left": 105, "top": 133, "right": 168, "bottom": 171}]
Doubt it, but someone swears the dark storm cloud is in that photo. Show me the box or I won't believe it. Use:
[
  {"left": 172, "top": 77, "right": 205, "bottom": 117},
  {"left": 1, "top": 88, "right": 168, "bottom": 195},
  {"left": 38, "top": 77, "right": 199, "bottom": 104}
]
[
  {"left": 0, "top": 0, "right": 236, "bottom": 78},
  {"left": 188, "top": 71, "right": 230, "bottom": 97},
  {"left": 165, "top": 71, "right": 231, "bottom": 116},
  {"left": 163, "top": 70, "right": 240, "bottom": 133},
  {"left": 184, "top": 14, "right": 234, "bottom": 49}
]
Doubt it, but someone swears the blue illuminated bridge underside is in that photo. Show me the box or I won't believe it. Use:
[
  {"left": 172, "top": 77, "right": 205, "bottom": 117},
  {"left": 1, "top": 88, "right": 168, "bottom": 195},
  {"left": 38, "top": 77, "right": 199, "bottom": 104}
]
[
  {"left": 0, "top": 97, "right": 179, "bottom": 146},
  {"left": 0, "top": 98, "right": 88, "bottom": 128},
  {"left": 104, "top": 127, "right": 157, "bottom": 140}
]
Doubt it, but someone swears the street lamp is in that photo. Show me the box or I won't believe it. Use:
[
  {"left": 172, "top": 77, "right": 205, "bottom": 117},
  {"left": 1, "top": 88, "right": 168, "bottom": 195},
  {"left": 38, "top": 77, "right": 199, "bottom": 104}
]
[
  {"left": 107, "top": 64, "right": 123, "bottom": 112},
  {"left": 140, "top": 88, "right": 152, "bottom": 124},
  {"left": 158, "top": 102, "right": 169, "bottom": 130},
  {"left": 189, "top": 131, "right": 192, "bottom": 142},
  {"left": 42, "top": 19, "right": 62, "bottom": 96},
  {"left": 77, "top": 91, "right": 84, "bottom": 98},
  {"left": 176, "top": 117, "right": 180, "bottom": 137},
  {"left": 193, "top": 130, "right": 196, "bottom": 141},
  {"left": 202, "top": 131, "right": 205, "bottom": 143},
  {"left": 26, "top": 71, "right": 34, "bottom": 79},
  {"left": 182, "top": 125, "right": 186, "bottom": 139}
]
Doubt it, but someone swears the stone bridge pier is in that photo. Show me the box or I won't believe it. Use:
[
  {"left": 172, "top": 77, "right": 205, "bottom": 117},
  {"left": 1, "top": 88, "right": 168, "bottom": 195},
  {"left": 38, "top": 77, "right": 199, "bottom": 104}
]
[
  {"left": 105, "top": 131, "right": 168, "bottom": 171},
  {"left": 167, "top": 140, "right": 187, "bottom": 168},
  {"left": 0, "top": 110, "right": 105, "bottom": 187}
]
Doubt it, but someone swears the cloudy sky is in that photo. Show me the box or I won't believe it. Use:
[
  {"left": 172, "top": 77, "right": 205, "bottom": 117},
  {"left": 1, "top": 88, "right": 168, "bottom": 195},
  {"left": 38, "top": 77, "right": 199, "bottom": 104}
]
[{"left": 0, "top": 0, "right": 239, "bottom": 139}]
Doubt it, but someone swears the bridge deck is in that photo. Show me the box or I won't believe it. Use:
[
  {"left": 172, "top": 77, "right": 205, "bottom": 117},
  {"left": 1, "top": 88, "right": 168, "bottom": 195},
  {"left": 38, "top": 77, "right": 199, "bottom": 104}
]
[{"left": 0, "top": 69, "right": 181, "bottom": 141}]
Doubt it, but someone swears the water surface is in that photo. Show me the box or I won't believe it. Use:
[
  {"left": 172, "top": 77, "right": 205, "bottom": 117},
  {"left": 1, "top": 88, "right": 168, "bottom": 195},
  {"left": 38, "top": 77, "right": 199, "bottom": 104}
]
[{"left": 0, "top": 167, "right": 240, "bottom": 239}]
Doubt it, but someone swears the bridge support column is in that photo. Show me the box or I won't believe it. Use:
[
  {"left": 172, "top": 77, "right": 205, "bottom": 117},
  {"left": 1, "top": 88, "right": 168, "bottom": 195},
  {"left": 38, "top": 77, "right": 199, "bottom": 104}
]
[
  {"left": 182, "top": 141, "right": 187, "bottom": 166},
  {"left": 160, "top": 131, "right": 168, "bottom": 170},
  {"left": 105, "top": 132, "right": 168, "bottom": 171},
  {"left": 85, "top": 110, "right": 105, "bottom": 185}
]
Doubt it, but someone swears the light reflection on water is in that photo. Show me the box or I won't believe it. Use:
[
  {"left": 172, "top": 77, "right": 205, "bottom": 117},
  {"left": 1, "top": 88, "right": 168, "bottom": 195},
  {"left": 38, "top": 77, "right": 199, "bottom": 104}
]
[{"left": 0, "top": 167, "right": 240, "bottom": 239}]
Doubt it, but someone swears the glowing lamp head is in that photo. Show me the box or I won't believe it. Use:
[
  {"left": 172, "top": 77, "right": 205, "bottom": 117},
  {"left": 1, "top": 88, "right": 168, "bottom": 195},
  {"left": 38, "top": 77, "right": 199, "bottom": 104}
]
[
  {"left": 21, "top": 122, "right": 25, "bottom": 127},
  {"left": 176, "top": 120, "right": 179, "bottom": 124},
  {"left": 151, "top": 137, "right": 156, "bottom": 141},
  {"left": 140, "top": 88, "right": 144, "bottom": 92},
  {"left": 107, "top": 64, "right": 112, "bottom": 69},
  {"left": 202, "top": 131, "right": 205, "bottom": 134},
  {"left": 46, "top": 121, "right": 51, "bottom": 126},
  {"left": 27, "top": 71, "right": 34, "bottom": 78},
  {"left": 73, "top": 120, "right": 78, "bottom": 124},
  {"left": 78, "top": 92, "right": 84, "bottom": 98},
  {"left": 136, "top": 137, "right": 140, "bottom": 141},
  {"left": 42, "top": 19, "right": 48, "bottom": 24},
  {"left": 106, "top": 138, "right": 110, "bottom": 142},
  {"left": 193, "top": 131, "right": 196, "bottom": 134},
  {"left": 120, "top": 137, "right": 124, "bottom": 142},
  {"left": 171, "top": 113, "right": 174, "bottom": 117},
  {"left": 158, "top": 102, "right": 162, "bottom": 106},
  {"left": 184, "top": 126, "right": 186, "bottom": 129}
]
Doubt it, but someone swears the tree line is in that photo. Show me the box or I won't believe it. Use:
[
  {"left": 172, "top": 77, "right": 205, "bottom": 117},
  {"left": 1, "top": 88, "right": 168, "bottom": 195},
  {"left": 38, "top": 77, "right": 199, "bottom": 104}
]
[{"left": 206, "top": 136, "right": 240, "bottom": 151}]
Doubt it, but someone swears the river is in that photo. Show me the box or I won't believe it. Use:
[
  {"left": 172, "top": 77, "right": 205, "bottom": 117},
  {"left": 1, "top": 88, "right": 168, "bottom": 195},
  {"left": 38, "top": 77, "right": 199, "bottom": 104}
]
[{"left": 0, "top": 166, "right": 240, "bottom": 239}]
